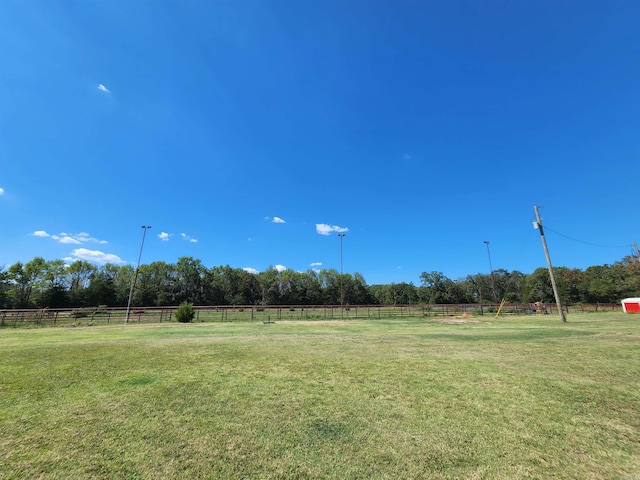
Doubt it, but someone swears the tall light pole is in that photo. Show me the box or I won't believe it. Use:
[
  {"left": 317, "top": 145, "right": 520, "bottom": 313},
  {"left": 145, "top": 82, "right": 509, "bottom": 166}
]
[
  {"left": 338, "top": 233, "right": 345, "bottom": 313},
  {"left": 125, "top": 225, "right": 152, "bottom": 323},
  {"left": 533, "top": 206, "right": 566, "bottom": 322},
  {"left": 483, "top": 240, "right": 498, "bottom": 305}
]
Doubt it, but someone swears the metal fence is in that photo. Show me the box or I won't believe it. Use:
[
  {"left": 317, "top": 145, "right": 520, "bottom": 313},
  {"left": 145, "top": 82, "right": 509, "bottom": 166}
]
[{"left": 0, "top": 302, "right": 623, "bottom": 328}]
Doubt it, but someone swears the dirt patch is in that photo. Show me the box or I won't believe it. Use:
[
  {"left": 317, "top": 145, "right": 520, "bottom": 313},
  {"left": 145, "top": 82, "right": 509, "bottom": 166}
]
[
  {"left": 439, "top": 318, "right": 483, "bottom": 324},
  {"left": 283, "top": 320, "right": 350, "bottom": 326},
  {"left": 437, "top": 313, "right": 483, "bottom": 324}
]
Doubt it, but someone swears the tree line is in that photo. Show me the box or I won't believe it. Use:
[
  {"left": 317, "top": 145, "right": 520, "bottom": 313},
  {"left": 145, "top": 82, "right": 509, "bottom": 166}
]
[{"left": 1, "top": 255, "right": 638, "bottom": 309}]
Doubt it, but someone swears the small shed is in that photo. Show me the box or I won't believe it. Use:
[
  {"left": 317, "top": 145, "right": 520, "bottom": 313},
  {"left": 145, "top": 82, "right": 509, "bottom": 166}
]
[{"left": 621, "top": 298, "right": 640, "bottom": 313}]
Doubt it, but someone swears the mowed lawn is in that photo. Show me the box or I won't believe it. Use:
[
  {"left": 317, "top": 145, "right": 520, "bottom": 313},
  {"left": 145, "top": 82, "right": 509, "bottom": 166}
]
[{"left": 1, "top": 314, "right": 639, "bottom": 479}]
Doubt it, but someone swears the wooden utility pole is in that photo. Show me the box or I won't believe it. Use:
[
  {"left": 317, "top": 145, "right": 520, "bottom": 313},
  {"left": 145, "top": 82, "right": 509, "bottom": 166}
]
[
  {"left": 633, "top": 241, "right": 639, "bottom": 262},
  {"left": 533, "top": 206, "right": 566, "bottom": 323}
]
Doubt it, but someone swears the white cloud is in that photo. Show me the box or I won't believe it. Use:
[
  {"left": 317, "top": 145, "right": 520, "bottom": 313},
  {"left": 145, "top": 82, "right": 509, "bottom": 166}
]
[
  {"left": 180, "top": 233, "right": 198, "bottom": 243},
  {"left": 59, "top": 236, "right": 82, "bottom": 244},
  {"left": 272, "top": 216, "right": 286, "bottom": 224},
  {"left": 274, "top": 264, "right": 286, "bottom": 272},
  {"left": 243, "top": 267, "right": 259, "bottom": 275},
  {"left": 97, "top": 84, "right": 110, "bottom": 93},
  {"left": 70, "top": 248, "right": 125, "bottom": 264},
  {"left": 310, "top": 262, "right": 322, "bottom": 267},
  {"left": 0, "top": 187, "right": 4, "bottom": 195},
  {"left": 315, "top": 223, "right": 349, "bottom": 236},
  {"left": 32, "top": 230, "right": 108, "bottom": 244},
  {"left": 158, "top": 232, "right": 170, "bottom": 241},
  {"left": 403, "top": 153, "right": 412, "bottom": 160}
]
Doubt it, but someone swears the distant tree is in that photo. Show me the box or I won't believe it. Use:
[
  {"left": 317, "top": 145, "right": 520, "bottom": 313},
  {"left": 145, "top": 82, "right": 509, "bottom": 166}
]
[
  {"left": 419, "top": 271, "right": 454, "bottom": 304},
  {"left": 175, "top": 257, "right": 205, "bottom": 304},
  {"left": 7, "top": 258, "right": 47, "bottom": 307},
  {"left": 388, "top": 282, "right": 418, "bottom": 304},
  {"left": 202, "top": 266, "right": 227, "bottom": 305},
  {"left": 524, "top": 267, "right": 568, "bottom": 303},
  {"left": 66, "top": 260, "right": 96, "bottom": 306},
  {"left": 0, "top": 268, "right": 10, "bottom": 308},
  {"left": 85, "top": 267, "right": 117, "bottom": 306}
]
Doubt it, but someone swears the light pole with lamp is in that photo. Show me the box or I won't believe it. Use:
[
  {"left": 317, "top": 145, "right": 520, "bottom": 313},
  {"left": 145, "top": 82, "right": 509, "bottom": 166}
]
[
  {"left": 125, "top": 225, "right": 152, "bottom": 323},
  {"left": 338, "top": 233, "right": 345, "bottom": 315},
  {"left": 483, "top": 240, "right": 498, "bottom": 305}
]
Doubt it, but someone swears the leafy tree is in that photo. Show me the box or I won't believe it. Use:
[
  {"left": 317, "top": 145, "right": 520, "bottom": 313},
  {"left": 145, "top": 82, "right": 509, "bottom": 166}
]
[
  {"left": 174, "top": 257, "right": 205, "bottom": 304},
  {"left": 523, "top": 267, "right": 568, "bottom": 303},
  {"left": 66, "top": 260, "right": 96, "bottom": 306},
  {"left": 0, "top": 268, "right": 11, "bottom": 308},
  {"left": 142, "top": 261, "right": 176, "bottom": 306},
  {"left": 318, "top": 269, "right": 341, "bottom": 305},
  {"left": 371, "top": 280, "right": 423, "bottom": 305},
  {"left": 350, "top": 272, "right": 376, "bottom": 304},
  {"left": 419, "top": 271, "right": 454, "bottom": 304},
  {"left": 7, "top": 258, "right": 47, "bottom": 307},
  {"left": 202, "top": 266, "right": 227, "bottom": 305},
  {"left": 84, "top": 267, "right": 117, "bottom": 306},
  {"left": 107, "top": 264, "right": 134, "bottom": 306}
]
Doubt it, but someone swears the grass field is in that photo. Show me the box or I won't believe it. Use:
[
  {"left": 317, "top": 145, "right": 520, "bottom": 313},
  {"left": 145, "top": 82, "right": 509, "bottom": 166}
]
[{"left": 1, "top": 313, "right": 639, "bottom": 479}]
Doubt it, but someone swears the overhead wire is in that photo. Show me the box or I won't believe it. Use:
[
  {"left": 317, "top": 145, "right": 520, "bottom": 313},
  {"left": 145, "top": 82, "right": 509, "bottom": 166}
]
[{"left": 543, "top": 225, "right": 632, "bottom": 249}]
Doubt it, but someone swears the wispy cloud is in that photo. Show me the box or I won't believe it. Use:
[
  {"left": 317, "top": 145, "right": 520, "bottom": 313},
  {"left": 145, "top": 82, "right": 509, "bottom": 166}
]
[
  {"left": 243, "top": 267, "right": 259, "bottom": 274},
  {"left": 69, "top": 248, "right": 125, "bottom": 264},
  {"left": 97, "top": 84, "right": 110, "bottom": 93},
  {"left": 274, "top": 264, "right": 286, "bottom": 272},
  {"left": 0, "top": 187, "right": 4, "bottom": 195},
  {"left": 310, "top": 262, "right": 322, "bottom": 267},
  {"left": 180, "top": 233, "right": 198, "bottom": 243},
  {"left": 158, "top": 232, "right": 170, "bottom": 241},
  {"left": 403, "top": 153, "right": 412, "bottom": 160},
  {"left": 32, "top": 230, "right": 107, "bottom": 244},
  {"left": 315, "top": 223, "right": 349, "bottom": 236},
  {"left": 272, "top": 216, "right": 286, "bottom": 224},
  {"left": 59, "top": 236, "right": 82, "bottom": 245}
]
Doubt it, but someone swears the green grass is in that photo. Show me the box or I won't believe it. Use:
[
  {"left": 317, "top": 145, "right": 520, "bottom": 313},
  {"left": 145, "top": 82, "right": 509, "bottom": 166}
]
[{"left": 1, "top": 313, "right": 639, "bottom": 479}]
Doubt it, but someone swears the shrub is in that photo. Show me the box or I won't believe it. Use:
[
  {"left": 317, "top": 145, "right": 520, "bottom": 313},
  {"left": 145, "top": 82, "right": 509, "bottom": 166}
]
[{"left": 175, "top": 302, "right": 195, "bottom": 323}]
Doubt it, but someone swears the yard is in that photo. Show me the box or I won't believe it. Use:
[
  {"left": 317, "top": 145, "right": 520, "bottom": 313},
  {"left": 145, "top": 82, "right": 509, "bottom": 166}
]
[{"left": 1, "top": 313, "right": 638, "bottom": 479}]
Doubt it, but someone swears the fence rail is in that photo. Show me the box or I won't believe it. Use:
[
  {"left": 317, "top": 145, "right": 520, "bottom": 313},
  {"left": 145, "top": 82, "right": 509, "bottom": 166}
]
[{"left": 0, "top": 303, "right": 623, "bottom": 328}]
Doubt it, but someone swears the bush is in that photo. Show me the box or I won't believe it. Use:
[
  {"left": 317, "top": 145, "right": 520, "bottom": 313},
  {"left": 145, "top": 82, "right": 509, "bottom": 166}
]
[{"left": 175, "top": 302, "right": 195, "bottom": 323}]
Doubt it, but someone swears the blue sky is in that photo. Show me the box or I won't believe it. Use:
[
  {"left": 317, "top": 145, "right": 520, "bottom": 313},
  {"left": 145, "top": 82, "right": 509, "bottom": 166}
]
[{"left": 1, "top": 0, "right": 638, "bottom": 285}]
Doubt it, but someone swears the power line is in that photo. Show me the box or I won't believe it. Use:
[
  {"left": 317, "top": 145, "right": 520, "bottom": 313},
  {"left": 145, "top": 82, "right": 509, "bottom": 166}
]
[{"left": 543, "top": 225, "right": 632, "bottom": 249}]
